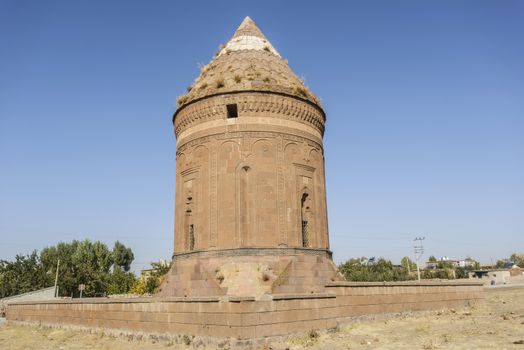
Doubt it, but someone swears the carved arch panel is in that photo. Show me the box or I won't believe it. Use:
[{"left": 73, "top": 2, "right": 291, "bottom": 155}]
[
  {"left": 217, "top": 141, "right": 242, "bottom": 248},
  {"left": 250, "top": 139, "right": 278, "bottom": 246}
]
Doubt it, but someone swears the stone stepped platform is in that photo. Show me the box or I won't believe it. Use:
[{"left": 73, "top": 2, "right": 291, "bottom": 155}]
[
  {"left": 7, "top": 280, "right": 484, "bottom": 343},
  {"left": 157, "top": 248, "right": 343, "bottom": 298}
]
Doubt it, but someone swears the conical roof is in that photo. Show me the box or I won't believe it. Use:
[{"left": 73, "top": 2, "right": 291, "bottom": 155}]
[{"left": 176, "top": 17, "right": 321, "bottom": 108}]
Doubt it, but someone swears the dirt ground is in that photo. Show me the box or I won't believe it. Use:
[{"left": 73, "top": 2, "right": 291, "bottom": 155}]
[{"left": 0, "top": 286, "right": 523, "bottom": 349}]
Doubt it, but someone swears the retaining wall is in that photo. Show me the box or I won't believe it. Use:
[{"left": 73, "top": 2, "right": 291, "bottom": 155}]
[{"left": 6, "top": 281, "right": 484, "bottom": 339}]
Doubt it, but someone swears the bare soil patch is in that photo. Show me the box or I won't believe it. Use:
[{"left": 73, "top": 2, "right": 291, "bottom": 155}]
[{"left": 283, "top": 286, "right": 524, "bottom": 350}]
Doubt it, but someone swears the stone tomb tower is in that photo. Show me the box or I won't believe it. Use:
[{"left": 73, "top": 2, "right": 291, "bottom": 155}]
[{"left": 159, "top": 17, "right": 341, "bottom": 298}]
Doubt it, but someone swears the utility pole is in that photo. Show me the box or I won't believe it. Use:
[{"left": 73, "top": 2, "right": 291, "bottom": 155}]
[
  {"left": 54, "top": 259, "right": 60, "bottom": 298},
  {"left": 413, "top": 237, "right": 425, "bottom": 281},
  {"left": 78, "top": 284, "right": 85, "bottom": 299}
]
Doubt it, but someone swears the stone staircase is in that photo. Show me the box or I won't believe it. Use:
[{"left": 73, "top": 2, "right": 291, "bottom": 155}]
[
  {"left": 157, "top": 260, "right": 226, "bottom": 297},
  {"left": 271, "top": 254, "right": 343, "bottom": 294}
]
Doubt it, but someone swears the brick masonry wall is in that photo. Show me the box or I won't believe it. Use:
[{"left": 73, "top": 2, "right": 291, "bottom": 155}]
[{"left": 6, "top": 282, "right": 484, "bottom": 339}]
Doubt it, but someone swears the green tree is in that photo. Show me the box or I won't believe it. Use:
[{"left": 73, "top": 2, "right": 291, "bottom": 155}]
[
  {"left": 69, "top": 240, "right": 113, "bottom": 297},
  {"left": 464, "top": 257, "right": 480, "bottom": 270},
  {"left": 400, "top": 256, "right": 417, "bottom": 272},
  {"left": 422, "top": 268, "right": 455, "bottom": 279},
  {"left": 510, "top": 253, "right": 524, "bottom": 267},
  {"left": 339, "top": 257, "right": 413, "bottom": 282},
  {"left": 1, "top": 240, "right": 137, "bottom": 299},
  {"left": 41, "top": 239, "right": 136, "bottom": 297},
  {"left": 111, "top": 241, "right": 134, "bottom": 272},
  {"left": 107, "top": 267, "right": 136, "bottom": 295},
  {"left": 428, "top": 256, "right": 437, "bottom": 262},
  {"left": 455, "top": 267, "right": 469, "bottom": 279},
  {"left": 0, "top": 251, "right": 50, "bottom": 298},
  {"left": 130, "top": 260, "right": 171, "bottom": 295},
  {"left": 41, "top": 240, "right": 81, "bottom": 297}
]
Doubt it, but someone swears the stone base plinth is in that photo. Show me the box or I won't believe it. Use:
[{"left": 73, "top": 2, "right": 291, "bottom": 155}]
[{"left": 157, "top": 248, "right": 342, "bottom": 298}]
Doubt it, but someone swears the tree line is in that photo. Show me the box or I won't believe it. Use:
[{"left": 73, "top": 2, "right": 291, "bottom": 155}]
[
  {"left": 496, "top": 253, "right": 524, "bottom": 268},
  {"left": 339, "top": 257, "right": 415, "bottom": 282},
  {"left": 338, "top": 256, "right": 483, "bottom": 282},
  {"left": 3, "top": 241, "right": 521, "bottom": 297},
  {"left": 0, "top": 240, "right": 168, "bottom": 299}
]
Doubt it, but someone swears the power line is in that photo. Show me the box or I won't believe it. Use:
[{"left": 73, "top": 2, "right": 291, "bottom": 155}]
[{"left": 413, "top": 236, "right": 425, "bottom": 281}]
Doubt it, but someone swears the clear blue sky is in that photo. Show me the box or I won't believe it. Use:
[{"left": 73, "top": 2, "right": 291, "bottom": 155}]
[{"left": 1, "top": 0, "right": 523, "bottom": 271}]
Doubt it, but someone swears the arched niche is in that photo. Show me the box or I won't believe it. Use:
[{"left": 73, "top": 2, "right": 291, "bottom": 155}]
[
  {"left": 235, "top": 162, "right": 253, "bottom": 247},
  {"left": 284, "top": 143, "right": 300, "bottom": 163},
  {"left": 217, "top": 141, "right": 242, "bottom": 248},
  {"left": 300, "top": 187, "right": 314, "bottom": 248},
  {"left": 252, "top": 139, "right": 275, "bottom": 159}
]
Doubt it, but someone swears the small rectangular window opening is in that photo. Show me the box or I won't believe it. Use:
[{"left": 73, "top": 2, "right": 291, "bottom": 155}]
[
  {"left": 227, "top": 104, "right": 238, "bottom": 119},
  {"left": 189, "top": 224, "right": 194, "bottom": 251},
  {"left": 302, "top": 220, "right": 309, "bottom": 247}
]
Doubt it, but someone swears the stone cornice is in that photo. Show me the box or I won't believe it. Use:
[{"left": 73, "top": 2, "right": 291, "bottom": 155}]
[
  {"left": 172, "top": 247, "right": 332, "bottom": 260},
  {"left": 173, "top": 91, "right": 326, "bottom": 138}
]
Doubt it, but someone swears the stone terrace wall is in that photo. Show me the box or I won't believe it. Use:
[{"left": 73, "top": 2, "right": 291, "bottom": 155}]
[
  {"left": 6, "top": 281, "right": 483, "bottom": 340},
  {"left": 325, "top": 281, "right": 484, "bottom": 320}
]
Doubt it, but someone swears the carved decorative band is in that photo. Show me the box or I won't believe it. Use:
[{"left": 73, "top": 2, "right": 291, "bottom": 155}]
[
  {"left": 176, "top": 130, "right": 323, "bottom": 154},
  {"left": 173, "top": 92, "right": 325, "bottom": 137}
]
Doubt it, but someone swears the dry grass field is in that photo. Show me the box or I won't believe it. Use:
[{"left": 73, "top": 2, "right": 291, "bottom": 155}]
[{"left": 0, "top": 286, "right": 523, "bottom": 350}]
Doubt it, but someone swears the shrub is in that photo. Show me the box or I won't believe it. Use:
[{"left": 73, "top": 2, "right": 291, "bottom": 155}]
[
  {"left": 182, "top": 335, "right": 191, "bottom": 346},
  {"left": 339, "top": 257, "right": 414, "bottom": 282},
  {"left": 295, "top": 86, "right": 308, "bottom": 97},
  {"left": 177, "top": 95, "right": 188, "bottom": 106},
  {"left": 215, "top": 78, "right": 225, "bottom": 89}
]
